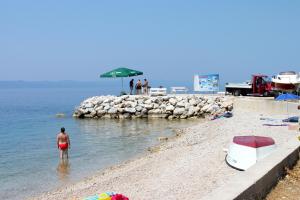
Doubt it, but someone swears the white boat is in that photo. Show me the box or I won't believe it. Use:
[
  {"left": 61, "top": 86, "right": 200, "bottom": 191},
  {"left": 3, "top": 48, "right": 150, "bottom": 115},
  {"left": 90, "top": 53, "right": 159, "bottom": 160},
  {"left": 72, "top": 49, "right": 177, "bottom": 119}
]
[
  {"left": 226, "top": 136, "right": 276, "bottom": 171},
  {"left": 272, "top": 71, "right": 300, "bottom": 92}
]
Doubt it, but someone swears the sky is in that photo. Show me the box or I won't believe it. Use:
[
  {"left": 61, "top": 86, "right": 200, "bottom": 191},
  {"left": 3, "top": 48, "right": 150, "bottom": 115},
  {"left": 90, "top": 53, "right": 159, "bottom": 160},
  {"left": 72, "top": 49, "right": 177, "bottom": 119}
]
[{"left": 1, "top": 0, "right": 300, "bottom": 84}]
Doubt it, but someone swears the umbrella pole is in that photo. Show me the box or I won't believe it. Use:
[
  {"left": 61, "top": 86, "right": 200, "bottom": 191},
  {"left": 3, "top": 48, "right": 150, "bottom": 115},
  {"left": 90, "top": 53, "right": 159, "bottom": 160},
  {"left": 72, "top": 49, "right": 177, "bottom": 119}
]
[{"left": 122, "top": 77, "right": 124, "bottom": 91}]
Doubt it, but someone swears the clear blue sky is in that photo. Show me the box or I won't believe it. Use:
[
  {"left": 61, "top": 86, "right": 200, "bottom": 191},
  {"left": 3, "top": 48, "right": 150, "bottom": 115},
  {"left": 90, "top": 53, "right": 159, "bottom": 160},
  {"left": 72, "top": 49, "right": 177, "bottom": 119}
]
[{"left": 1, "top": 0, "right": 299, "bottom": 83}]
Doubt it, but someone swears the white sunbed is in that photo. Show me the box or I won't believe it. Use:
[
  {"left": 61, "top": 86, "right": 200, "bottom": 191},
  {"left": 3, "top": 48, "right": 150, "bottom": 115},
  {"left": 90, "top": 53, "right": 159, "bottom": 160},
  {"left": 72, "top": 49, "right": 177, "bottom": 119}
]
[
  {"left": 170, "top": 87, "right": 188, "bottom": 94},
  {"left": 149, "top": 88, "right": 167, "bottom": 96}
]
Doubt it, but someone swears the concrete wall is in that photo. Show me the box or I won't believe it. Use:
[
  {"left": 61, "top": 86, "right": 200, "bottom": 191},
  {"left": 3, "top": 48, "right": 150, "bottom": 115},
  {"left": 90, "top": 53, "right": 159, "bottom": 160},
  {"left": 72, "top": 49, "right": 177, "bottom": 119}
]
[{"left": 234, "top": 97, "right": 299, "bottom": 116}]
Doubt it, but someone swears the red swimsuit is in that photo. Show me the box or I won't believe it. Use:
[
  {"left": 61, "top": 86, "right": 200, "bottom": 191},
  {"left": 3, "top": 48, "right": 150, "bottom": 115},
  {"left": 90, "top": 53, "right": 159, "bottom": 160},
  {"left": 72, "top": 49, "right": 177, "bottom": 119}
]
[{"left": 59, "top": 143, "right": 68, "bottom": 150}]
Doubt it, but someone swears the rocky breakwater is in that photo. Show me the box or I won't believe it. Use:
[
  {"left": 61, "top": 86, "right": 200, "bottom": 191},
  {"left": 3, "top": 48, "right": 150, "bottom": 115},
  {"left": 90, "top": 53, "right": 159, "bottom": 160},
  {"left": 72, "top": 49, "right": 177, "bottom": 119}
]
[{"left": 73, "top": 95, "right": 233, "bottom": 120}]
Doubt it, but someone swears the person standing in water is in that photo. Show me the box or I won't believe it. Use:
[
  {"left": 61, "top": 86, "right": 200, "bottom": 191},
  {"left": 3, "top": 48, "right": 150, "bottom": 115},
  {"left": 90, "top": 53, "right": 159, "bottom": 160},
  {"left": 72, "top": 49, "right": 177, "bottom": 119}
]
[{"left": 56, "top": 127, "right": 70, "bottom": 160}]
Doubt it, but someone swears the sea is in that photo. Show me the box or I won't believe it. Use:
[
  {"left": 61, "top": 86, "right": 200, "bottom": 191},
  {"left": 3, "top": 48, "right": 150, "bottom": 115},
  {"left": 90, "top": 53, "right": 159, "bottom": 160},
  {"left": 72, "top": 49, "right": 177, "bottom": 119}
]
[{"left": 0, "top": 81, "right": 201, "bottom": 200}]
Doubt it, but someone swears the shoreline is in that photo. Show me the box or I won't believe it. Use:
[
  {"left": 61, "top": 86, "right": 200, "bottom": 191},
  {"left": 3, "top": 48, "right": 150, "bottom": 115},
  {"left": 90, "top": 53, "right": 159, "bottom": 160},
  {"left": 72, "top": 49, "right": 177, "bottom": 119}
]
[
  {"left": 30, "top": 118, "right": 203, "bottom": 200},
  {"left": 31, "top": 97, "right": 299, "bottom": 200}
]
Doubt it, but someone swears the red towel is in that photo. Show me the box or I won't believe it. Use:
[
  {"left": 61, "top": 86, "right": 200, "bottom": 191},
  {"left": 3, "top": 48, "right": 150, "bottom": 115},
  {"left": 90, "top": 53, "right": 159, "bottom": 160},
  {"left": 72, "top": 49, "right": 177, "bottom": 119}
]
[{"left": 111, "top": 194, "right": 129, "bottom": 200}]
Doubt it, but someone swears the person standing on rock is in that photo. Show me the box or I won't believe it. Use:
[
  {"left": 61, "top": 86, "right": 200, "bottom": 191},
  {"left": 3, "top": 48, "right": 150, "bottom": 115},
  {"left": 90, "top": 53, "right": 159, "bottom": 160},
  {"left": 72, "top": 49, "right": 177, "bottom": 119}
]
[
  {"left": 129, "top": 79, "right": 134, "bottom": 95},
  {"left": 142, "top": 78, "right": 149, "bottom": 95},
  {"left": 135, "top": 79, "right": 142, "bottom": 95},
  {"left": 57, "top": 127, "right": 70, "bottom": 160}
]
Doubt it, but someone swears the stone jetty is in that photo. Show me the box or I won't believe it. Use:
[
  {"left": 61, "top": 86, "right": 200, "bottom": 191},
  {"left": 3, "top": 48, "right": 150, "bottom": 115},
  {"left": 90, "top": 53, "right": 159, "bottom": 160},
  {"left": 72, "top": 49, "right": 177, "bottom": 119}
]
[{"left": 73, "top": 95, "right": 233, "bottom": 119}]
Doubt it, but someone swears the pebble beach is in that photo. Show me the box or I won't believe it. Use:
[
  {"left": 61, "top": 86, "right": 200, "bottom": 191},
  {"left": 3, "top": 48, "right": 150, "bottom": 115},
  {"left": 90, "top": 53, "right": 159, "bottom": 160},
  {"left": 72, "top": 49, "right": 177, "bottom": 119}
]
[{"left": 30, "top": 97, "right": 300, "bottom": 200}]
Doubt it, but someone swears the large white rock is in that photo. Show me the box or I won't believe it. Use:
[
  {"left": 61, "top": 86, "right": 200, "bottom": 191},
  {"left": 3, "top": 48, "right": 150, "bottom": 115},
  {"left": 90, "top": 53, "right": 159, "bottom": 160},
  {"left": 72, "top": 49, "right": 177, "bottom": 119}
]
[
  {"left": 180, "top": 114, "right": 188, "bottom": 119},
  {"left": 127, "top": 96, "right": 136, "bottom": 101},
  {"left": 121, "top": 95, "right": 129, "bottom": 100},
  {"left": 84, "top": 102, "right": 94, "bottom": 109},
  {"left": 114, "top": 98, "right": 122, "bottom": 104},
  {"left": 154, "top": 98, "right": 161, "bottom": 104},
  {"left": 103, "top": 98, "right": 112, "bottom": 104},
  {"left": 108, "top": 108, "right": 118, "bottom": 114},
  {"left": 176, "top": 101, "right": 186, "bottom": 108},
  {"left": 194, "top": 106, "right": 200, "bottom": 113},
  {"left": 153, "top": 103, "right": 159, "bottom": 109},
  {"left": 96, "top": 99, "right": 104, "bottom": 105},
  {"left": 201, "top": 104, "right": 211, "bottom": 112},
  {"left": 96, "top": 109, "right": 106, "bottom": 116},
  {"left": 90, "top": 110, "right": 97, "bottom": 117},
  {"left": 119, "top": 103, "right": 126, "bottom": 108},
  {"left": 136, "top": 105, "right": 143, "bottom": 112},
  {"left": 173, "top": 107, "right": 185, "bottom": 115},
  {"left": 124, "top": 107, "right": 136, "bottom": 113},
  {"left": 117, "top": 108, "right": 124, "bottom": 113},
  {"left": 162, "top": 96, "right": 170, "bottom": 101},
  {"left": 159, "top": 104, "right": 167, "bottom": 109},
  {"left": 131, "top": 102, "right": 137, "bottom": 108},
  {"left": 187, "top": 106, "right": 197, "bottom": 116},
  {"left": 103, "top": 105, "right": 111, "bottom": 111},
  {"left": 220, "top": 101, "right": 233, "bottom": 108},
  {"left": 166, "top": 105, "right": 175, "bottom": 111},
  {"left": 207, "top": 104, "right": 220, "bottom": 113},
  {"left": 169, "top": 98, "right": 177, "bottom": 106},
  {"left": 145, "top": 104, "right": 153, "bottom": 109},
  {"left": 189, "top": 99, "right": 199, "bottom": 106},
  {"left": 141, "top": 108, "right": 148, "bottom": 114},
  {"left": 176, "top": 96, "right": 183, "bottom": 101},
  {"left": 148, "top": 109, "right": 161, "bottom": 114},
  {"left": 145, "top": 99, "right": 152, "bottom": 104},
  {"left": 125, "top": 101, "right": 137, "bottom": 108},
  {"left": 137, "top": 99, "right": 144, "bottom": 104},
  {"left": 184, "top": 103, "right": 191, "bottom": 110}
]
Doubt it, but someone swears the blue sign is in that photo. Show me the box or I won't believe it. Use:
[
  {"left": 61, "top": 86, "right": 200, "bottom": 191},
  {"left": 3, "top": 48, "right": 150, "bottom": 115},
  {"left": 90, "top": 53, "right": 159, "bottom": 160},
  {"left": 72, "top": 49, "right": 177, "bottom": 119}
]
[{"left": 194, "top": 74, "right": 219, "bottom": 92}]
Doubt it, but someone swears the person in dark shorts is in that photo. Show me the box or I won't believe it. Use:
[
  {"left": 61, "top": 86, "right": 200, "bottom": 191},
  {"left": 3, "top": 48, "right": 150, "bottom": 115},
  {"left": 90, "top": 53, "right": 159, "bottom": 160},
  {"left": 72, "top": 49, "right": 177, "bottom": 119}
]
[{"left": 129, "top": 79, "right": 134, "bottom": 95}]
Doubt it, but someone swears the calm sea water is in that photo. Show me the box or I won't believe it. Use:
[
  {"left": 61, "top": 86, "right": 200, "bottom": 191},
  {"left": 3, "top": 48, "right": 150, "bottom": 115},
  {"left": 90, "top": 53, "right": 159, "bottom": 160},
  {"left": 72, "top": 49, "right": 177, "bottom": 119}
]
[{"left": 0, "top": 82, "right": 200, "bottom": 200}]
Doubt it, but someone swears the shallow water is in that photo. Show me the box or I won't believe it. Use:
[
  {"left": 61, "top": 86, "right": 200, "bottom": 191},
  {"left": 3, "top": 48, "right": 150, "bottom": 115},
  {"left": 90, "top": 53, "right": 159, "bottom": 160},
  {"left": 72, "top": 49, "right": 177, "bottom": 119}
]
[{"left": 0, "top": 84, "right": 200, "bottom": 200}]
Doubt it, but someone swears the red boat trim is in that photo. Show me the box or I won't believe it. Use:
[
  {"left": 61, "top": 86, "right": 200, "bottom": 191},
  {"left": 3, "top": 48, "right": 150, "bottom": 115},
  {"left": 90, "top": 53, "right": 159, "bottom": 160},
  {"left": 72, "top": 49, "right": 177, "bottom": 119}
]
[
  {"left": 233, "top": 136, "right": 275, "bottom": 148},
  {"left": 273, "top": 83, "right": 296, "bottom": 90}
]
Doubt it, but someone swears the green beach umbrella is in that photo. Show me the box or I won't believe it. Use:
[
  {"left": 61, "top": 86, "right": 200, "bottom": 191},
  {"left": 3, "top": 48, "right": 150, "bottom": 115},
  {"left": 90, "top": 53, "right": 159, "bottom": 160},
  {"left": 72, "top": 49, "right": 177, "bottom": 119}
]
[{"left": 100, "top": 67, "right": 143, "bottom": 92}]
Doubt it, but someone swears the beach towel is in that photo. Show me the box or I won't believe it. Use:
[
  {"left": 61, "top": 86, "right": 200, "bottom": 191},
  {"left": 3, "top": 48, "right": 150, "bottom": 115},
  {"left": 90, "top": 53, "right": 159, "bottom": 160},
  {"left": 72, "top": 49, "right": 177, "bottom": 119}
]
[
  {"left": 282, "top": 116, "right": 299, "bottom": 123},
  {"left": 223, "top": 112, "right": 233, "bottom": 118},
  {"left": 260, "top": 117, "right": 280, "bottom": 121},
  {"left": 111, "top": 194, "right": 129, "bottom": 200},
  {"left": 263, "top": 124, "right": 288, "bottom": 126},
  {"left": 211, "top": 112, "right": 233, "bottom": 120},
  {"left": 84, "top": 195, "right": 99, "bottom": 200},
  {"left": 84, "top": 193, "right": 129, "bottom": 200}
]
